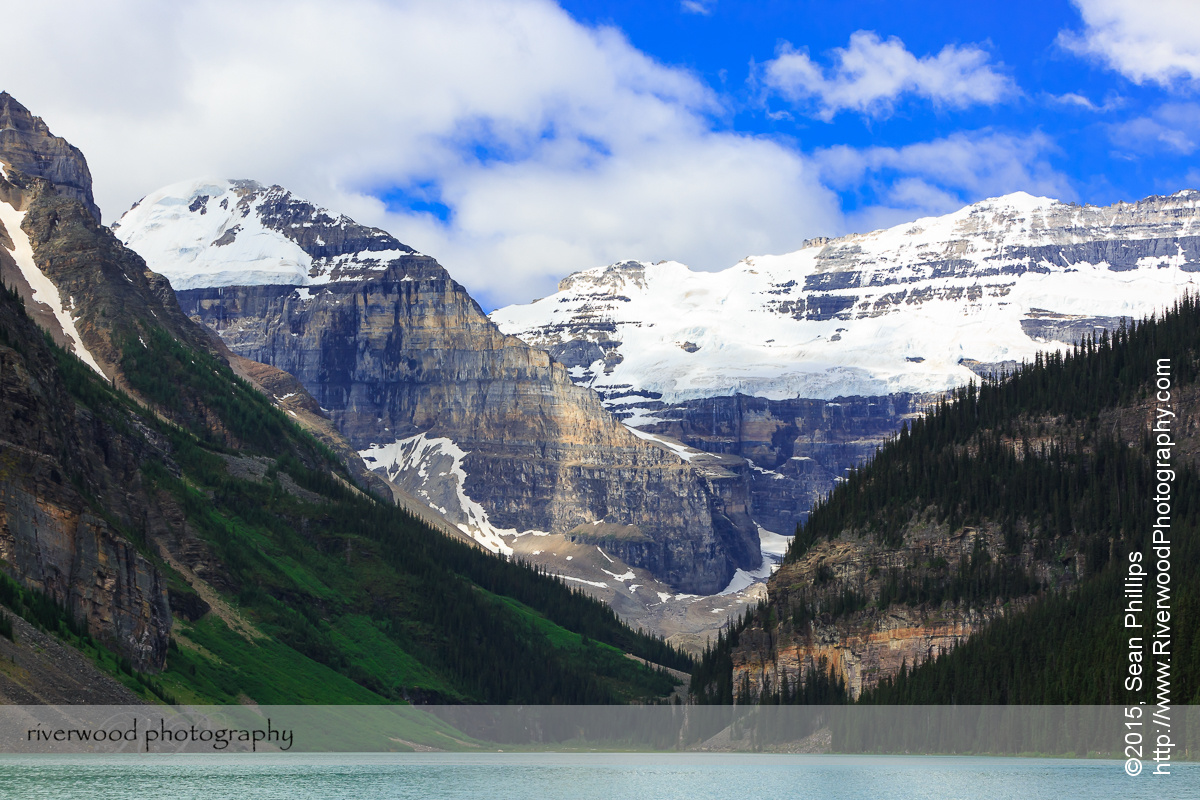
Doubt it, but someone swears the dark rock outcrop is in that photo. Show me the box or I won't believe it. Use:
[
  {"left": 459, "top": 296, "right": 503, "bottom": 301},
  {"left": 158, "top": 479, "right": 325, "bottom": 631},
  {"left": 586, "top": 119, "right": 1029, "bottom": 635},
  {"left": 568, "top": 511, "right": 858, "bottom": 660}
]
[
  {"left": 0, "top": 288, "right": 171, "bottom": 672},
  {"left": 0, "top": 93, "right": 101, "bottom": 223},
  {"left": 637, "top": 393, "right": 938, "bottom": 534}
]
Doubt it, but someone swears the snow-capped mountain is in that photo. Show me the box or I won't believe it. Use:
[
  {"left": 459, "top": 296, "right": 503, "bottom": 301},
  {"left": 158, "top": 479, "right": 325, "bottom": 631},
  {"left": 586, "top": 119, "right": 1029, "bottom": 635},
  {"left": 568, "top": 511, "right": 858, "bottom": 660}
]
[
  {"left": 113, "top": 178, "right": 420, "bottom": 289},
  {"left": 490, "top": 190, "right": 1200, "bottom": 536},
  {"left": 491, "top": 191, "right": 1199, "bottom": 412},
  {"left": 114, "top": 178, "right": 762, "bottom": 597}
]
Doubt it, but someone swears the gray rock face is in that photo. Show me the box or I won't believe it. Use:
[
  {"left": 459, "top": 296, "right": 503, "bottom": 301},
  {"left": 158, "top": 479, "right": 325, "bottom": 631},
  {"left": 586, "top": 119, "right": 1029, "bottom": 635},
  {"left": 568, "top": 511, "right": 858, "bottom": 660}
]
[
  {"left": 0, "top": 291, "right": 171, "bottom": 673},
  {"left": 0, "top": 93, "right": 101, "bottom": 223},
  {"left": 175, "top": 273, "right": 757, "bottom": 592},
  {"left": 129, "top": 182, "right": 762, "bottom": 594},
  {"left": 634, "top": 393, "right": 937, "bottom": 534},
  {"left": 1019, "top": 309, "right": 1133, "bottom": 345}
]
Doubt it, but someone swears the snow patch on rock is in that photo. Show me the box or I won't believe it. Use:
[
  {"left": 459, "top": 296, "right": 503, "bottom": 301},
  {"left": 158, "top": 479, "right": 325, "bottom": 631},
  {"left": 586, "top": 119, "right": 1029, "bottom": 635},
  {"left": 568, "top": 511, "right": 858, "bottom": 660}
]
[
  {"left": 562, "top": 575, "right": 609, "bottom": 589},
  {"left": 622, "top": 426, "right": 699, "bottom": 461},
  {"left": 757, "top": 524, "right": 792, "bottom": 563},
  {"left": 718, "top": 558, "right": 776, "bottom": 596},
  {"left": 0, "top": 200, "right": 105, "bottom": 377},
  {"left": 359, "top": 432, "right": 519, "bottom": 555}
]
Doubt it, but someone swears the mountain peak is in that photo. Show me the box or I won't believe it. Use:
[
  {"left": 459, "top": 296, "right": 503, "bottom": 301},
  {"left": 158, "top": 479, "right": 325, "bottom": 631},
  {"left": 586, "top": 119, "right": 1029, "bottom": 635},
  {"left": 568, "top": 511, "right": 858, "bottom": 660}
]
[
  {"left": 556, "top": 259, "right": 655, "bottom": 293},
  {"left": 492, "top": 186, "right": 1200, "bottom": 405},
  {"left": 0, "top": 92, "right": 101, "bottom": 223},
  {"left": 0, "top": 91, "right": 48, "bottom": 135},
  {"left": 982, "top": 189, "right": 1055, "bottom": 205},
  {"left": 115, "top": 177, "right": 424, "bottom": 289}
]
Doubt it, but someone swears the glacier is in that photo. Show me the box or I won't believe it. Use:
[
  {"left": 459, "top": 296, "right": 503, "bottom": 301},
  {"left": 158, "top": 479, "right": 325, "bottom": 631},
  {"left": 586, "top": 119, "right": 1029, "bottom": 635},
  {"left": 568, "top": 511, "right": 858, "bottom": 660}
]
[{"left": 491, "top": 190, "right": 1200, "bottom": 407}]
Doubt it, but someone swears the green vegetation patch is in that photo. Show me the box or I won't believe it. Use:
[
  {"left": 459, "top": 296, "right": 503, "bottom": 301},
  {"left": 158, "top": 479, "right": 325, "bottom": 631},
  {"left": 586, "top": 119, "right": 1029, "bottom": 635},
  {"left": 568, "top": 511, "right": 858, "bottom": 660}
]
[{"left": 160, "top": 615, "right": 386, "bottom": 705}]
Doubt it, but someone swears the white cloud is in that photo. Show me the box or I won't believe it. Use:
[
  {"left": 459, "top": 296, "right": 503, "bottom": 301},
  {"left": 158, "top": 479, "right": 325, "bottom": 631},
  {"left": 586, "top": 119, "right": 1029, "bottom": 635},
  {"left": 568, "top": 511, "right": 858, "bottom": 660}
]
[
  {"left": 1046, "top": 91, "right": 1123, "bottom": 112},
  {"left": 1052, "top": 92, "right": 1101, "bottom": 110},
  {"left": 762, "top": 31, "right": 1016, "bottom": 120},
  {"left": 1109, "top": 103, "right": 1200, "bottom": 153},
  {"left": 1061, "top": 0, "right": 1200, "bottom": 85},
  {"left": 2, "top": 0, "right": 841, "bottom": 308},
  {"left": 680, "top": 0, "right": 716, "bottom": 15},
  {"left": 2, "top": 1, "right": 1075, "bottom": 309},
  {"left": 341, "top": 131, "right": 838, "bottom": 307},
  {"left": 816, "top": 130, "right": 1073, "bottom": 230}
]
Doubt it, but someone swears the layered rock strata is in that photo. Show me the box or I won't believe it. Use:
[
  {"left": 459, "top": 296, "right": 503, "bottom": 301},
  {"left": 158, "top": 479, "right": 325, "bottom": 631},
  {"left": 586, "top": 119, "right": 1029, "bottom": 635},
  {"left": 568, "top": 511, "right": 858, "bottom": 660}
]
[
  {"left": 0, "top": 92, "right": 100, "bottom": 223},
  {"left": 118, "top": 180, "right": 760, "bottom": 594},
  {"left": 730, "top": 522, "right": 1050, "bottom": 700},
  {"left": 635, "top": 393, "right": 939, "bottom": 534}
]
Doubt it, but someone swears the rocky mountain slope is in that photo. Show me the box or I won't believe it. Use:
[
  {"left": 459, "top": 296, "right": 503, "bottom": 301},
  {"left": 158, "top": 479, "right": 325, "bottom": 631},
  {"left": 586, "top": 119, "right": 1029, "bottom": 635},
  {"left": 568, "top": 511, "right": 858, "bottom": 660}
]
[
  {"left": 1, "top": 92, "right": 690, "bottom": 703},
  {"left": 0, "top": 272, "right": 170, "bottom": 674},
  {"left": 114, "top": 179, "right": 760, "bottom": 595},
  {"left": 692, "top": 299, "right": 1200, "bottom": 703},
  {"left": 0, "top": 94, "right": 100, "bottom": 224},
  {"left": 492, "top": 192, "right": 1200, "bottom": 536},
  {"left": 0, "top": 91, "right": 221, "bottom": 674}
]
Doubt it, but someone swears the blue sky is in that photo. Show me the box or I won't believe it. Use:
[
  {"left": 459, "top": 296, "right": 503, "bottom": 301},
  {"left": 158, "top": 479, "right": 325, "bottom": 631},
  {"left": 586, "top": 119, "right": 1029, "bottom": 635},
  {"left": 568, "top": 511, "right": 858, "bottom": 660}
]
[
  {"left": 559, "top": 0, "right": 1199, "bottom": 211},
  {"left": 4, "top": 0, "right": 1200, "bottom": 308}
]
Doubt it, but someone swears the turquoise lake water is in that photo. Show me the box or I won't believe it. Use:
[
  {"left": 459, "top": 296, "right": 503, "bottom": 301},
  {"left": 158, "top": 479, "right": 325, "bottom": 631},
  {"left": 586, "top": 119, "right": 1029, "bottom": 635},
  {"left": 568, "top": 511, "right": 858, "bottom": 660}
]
[{"left": 0, "top": 754, "right": 1196, "bottom": 800}]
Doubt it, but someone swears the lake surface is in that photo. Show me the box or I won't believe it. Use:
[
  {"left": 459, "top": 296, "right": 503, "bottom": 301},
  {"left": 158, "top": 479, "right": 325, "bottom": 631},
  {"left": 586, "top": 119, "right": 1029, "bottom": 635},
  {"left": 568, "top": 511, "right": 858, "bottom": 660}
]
[{"left": 0, "top": 753, "right": 1197, "bottom": 800}]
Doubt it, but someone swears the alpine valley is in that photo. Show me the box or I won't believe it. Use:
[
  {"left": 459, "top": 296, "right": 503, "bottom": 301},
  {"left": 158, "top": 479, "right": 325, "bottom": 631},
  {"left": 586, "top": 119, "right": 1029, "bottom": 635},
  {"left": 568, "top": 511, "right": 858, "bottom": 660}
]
[{"left": 2, "top": 85, "right": 1199, "bottom": 709}]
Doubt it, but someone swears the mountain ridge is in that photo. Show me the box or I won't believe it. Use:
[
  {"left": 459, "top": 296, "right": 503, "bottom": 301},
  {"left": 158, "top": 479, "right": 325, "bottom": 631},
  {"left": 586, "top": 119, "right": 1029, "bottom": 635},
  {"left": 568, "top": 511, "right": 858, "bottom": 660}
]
[
  {"left": 692, "top": 296, "right": 1200, "bottom": 704},
  {"left": 488, "top": 187, "right": 1200, "bottom": 539},
  {"left": 0, "top": 92, "right": 694, "bottom": 704},
  {"left": 115, "top": 177, "right": 762, "bottom": 595},
  {"left": 491, "top": 188, "right": 1199, "bottom": 406}
]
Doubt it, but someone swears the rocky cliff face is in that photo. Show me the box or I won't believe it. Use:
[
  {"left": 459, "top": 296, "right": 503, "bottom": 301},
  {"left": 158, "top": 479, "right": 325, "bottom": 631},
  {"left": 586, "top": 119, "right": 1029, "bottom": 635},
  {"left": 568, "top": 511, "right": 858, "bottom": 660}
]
[
  {"left": 730, "top": 523, "right": 1035, "bottom": 699},
  {"left": 0, "top": 285, "right": 171, "bottom": 672},
  {"left": 634, "top": 393, "right": 939, "bottom": 534},
  {"left": 0, "top": 92, "right": 100, "bottom": 223},
  {"left": 0, "top": 93, "right": 177, "bottom": 670},
  {"left": 117, "top": 180, "right": 760, "bottom": 594}
]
